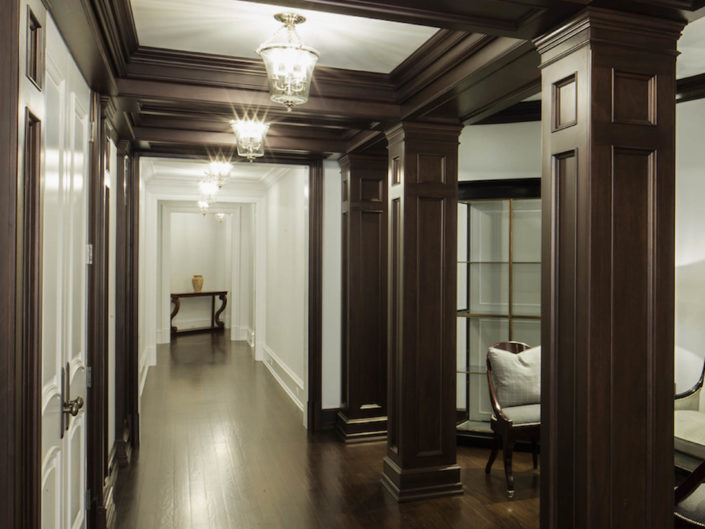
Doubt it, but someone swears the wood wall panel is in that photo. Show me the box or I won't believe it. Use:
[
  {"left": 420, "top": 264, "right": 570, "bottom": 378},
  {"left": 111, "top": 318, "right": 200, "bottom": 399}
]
[
  {"left": 0, "top": 3, "right": 20, "bottom": 527},
  {"left": 536, "top": 8, "right": 682, "bottom": 529},
  {"left": 337, "top": 154, "right": 388, "bottom": 443},
  {"left": 382, "top": 122, "right": 462, "bottom": 502}
]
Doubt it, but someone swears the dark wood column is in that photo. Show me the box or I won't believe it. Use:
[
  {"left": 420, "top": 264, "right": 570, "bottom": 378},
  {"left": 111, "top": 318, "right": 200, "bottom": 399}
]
[
  {"left": 382, "top": 122, "right": 463, "bottom": 502},
  {"left": 535, "top": 9, "right": 683, "bottom": 529},
  {"left": 337, "top": 153, "right": 388, "bottom": 443}
]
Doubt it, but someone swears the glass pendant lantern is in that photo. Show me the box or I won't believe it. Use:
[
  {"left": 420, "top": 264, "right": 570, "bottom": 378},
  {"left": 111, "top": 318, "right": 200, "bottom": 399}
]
[
  {"left": 231, "top": 119, "right": 270, "bottom": 161},
  {"left": 257, "top": 13, "right": 319, "bottom": 111}
]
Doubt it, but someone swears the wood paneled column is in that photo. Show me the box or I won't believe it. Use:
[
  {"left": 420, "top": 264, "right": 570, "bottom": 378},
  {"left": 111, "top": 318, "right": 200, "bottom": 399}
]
[
  {"left": 382, "top": 122, "right": 463, "bottom": 502},
  {"left": 535, "top": 9, "right": 683, "bottom": 529},
  {"left": 337, "top": 154, "right": 388, "bottom": 443}
]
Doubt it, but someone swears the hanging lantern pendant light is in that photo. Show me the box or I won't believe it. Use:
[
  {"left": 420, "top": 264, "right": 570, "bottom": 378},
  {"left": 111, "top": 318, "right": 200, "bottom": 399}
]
[{"left": 257, "top": 13, "right": 319, "bottom": 112}]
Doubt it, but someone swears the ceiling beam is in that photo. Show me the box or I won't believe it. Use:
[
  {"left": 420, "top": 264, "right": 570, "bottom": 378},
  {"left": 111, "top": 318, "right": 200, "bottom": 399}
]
[
  {"left": 117, "top": 78, "right": 401, "bottom": 122},
  {"left": 132, "top": 127, "right": 348, "bottom": 154}
]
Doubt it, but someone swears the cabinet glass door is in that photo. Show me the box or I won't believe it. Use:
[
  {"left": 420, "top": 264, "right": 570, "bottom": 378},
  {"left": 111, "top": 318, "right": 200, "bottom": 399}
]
[{"left": 457, "top": 197, "right": 541, "bottom": 433}]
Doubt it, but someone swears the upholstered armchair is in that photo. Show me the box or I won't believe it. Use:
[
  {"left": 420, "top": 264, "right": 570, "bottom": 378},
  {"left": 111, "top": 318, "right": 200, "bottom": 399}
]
[
  {"left": 484, "top": 341, "right": 541, "bottom": 497},
  {"left": 675, "top": 361, "right": 705, "bottom": 471}
]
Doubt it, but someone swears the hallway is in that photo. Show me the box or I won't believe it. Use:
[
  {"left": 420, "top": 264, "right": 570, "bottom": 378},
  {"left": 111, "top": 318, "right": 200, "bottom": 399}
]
[{"left": 114, "top": 333, "right": 539, "bottom": 529}]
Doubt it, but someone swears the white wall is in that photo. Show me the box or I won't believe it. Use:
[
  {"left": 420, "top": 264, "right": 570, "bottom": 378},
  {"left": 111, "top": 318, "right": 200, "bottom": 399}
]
[
  {"left": 322, "top": 161, "right": 342, "bottom": 410},
  {"left": 169, "top": 212, "right": 232, "bottom": 330},
  {"left": 675, "top": 98, "right": 705, "bottom": 391},
  {"left": 459, "top": 121, "right": 541, "bottom": 181},
  {"left": 262, "top": 168, "right": 309, "bottom": 413}
]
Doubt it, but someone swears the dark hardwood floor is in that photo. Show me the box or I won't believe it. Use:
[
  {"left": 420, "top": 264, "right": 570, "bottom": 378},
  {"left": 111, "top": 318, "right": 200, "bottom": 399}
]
[{"left": 114, "top": 332, "right": 539, "bottom": 529}]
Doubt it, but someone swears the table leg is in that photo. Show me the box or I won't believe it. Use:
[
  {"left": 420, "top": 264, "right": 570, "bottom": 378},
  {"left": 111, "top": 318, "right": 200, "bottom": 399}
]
[
  {"left": 170, "top": 295, "right": 181, "bottom": 335},
  {"left": 215, "top": 293, "right": 227, "bottom": 329}
]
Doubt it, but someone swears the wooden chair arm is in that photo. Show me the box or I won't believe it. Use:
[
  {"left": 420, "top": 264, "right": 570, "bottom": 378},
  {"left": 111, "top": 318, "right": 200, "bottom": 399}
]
[{"left": 676, "top": 459, "right": 705, "bottom": 504}]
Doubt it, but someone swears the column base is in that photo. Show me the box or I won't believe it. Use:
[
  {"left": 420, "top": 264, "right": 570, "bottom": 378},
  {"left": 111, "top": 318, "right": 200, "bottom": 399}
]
[
  {"left": 335, "top": 411, "right": 387, "bottom": 443},
  {"left": 381, "top": 456, "right": 463, "bottom": 502}
]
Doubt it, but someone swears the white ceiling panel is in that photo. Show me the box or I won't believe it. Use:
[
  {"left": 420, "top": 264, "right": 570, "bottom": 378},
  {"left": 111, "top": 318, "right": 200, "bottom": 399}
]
[{"left": 130, "top": 0, "right": 439, "bottom": 73}]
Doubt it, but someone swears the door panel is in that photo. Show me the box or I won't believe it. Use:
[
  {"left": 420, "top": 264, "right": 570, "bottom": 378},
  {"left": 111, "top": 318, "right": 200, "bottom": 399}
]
[{"left": 35, "top": 8, "right": 91, "bottom": 529}]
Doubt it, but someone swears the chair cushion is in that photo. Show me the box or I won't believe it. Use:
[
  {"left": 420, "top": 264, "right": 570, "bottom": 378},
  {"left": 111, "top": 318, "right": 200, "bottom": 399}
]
[
  {"left": 488, "top": 345, "right": 541, "bottom": 407},
  {"left": 501, "top": 404, "right": 541, "bottom": 425},
  {"left": 676, "top": 483, "right": 705, "bottom": 525},
  {"left": 675, "top": 410, "right": 705, "bottom": 460}
]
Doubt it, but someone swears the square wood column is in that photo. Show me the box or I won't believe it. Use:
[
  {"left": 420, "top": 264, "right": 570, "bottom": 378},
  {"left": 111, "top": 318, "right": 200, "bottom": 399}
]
[
  {"left": 337, "top": 154, "right": 388, "bottom": 443},
  {"left": 535, "top": 9, "right": 683, "bottom": 529},
  {"left": 382, "top": 122, "right": 463, "bottom": 502}
]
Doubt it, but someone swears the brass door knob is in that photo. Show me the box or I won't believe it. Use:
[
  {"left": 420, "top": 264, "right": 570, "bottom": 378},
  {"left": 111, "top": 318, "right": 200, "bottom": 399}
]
[{"left": 63, "top": 396, "right": 84, "bottom": 417}]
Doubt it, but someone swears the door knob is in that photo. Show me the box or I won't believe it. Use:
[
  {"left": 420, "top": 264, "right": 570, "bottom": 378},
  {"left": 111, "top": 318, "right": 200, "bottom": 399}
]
[{"left": 63, "top": 396, "right": 84, "bottom": 417}]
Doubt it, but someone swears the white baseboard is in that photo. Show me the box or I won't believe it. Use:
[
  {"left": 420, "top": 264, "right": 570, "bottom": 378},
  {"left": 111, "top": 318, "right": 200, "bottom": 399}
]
[
  {"left": 231, "top": 325, "right": 249, "bottom": 341},
  {"left": 172, "top": 318, "right": 215, "bottom": 330},
  {"left": 262, "top": 344, "right": 304, "bottom": 412},
  {"left": 156, "top": 328, "right": 170, "bottom": 344}
]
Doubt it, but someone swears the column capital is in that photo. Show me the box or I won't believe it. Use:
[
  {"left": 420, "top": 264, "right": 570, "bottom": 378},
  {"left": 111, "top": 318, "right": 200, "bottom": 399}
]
[
  {"left": 384, "top": 121, "right": 463, "bottom": 145},
  {"left": 534, "top": 7, "right": 684, "bottom": 68}
]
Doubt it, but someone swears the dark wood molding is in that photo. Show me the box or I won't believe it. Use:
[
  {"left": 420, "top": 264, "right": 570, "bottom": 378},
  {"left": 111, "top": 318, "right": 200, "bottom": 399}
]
[
  {"left": 127, "top": 46, "right": 396, "bottom": 102},
  {"left": 0, "top": 3, "right": 20, "bottom": 527},
  {"left": 337, "top": 153, "right": 388, "bottom": 444},
  {"left": 677, "top": 72, "right": 705, "bottom": 103},
  {"left": 383, "top": 121, "right": 464, "bottom": 502},
  {"left": 18, "top": 107, "right": 42, "bottom": 529},
  {"left": 535, "top": 7, "right": 683, "bottom": 528},
  {"left": 475, "top": 100, "right": 541, "bottom": 124},
  {"left": 458, "top": 178, "right": 541, "bottom": 200},
  {"left": 114, "top": 143, "right": 135, "bottom": 471},
  {"left": 131, "top": 126, "right": 348, "bottom": 156},
  {"left": 87, "top": 94, "right": 116, "bottom": 529},
  {"left": 128, "top": 153, "right": 140, "bottom": 447},
  {"left": 320, "top": 408, "right": 339, "bottom": 431},
  {"left": 307, "top": 160, "right": 324, "bottom": 431},
  {"left": 91, "top": 0, "right": 139, "bottom": 76}
]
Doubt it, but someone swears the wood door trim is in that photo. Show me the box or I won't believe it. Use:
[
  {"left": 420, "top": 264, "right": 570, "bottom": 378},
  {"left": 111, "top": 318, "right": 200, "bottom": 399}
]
[
  {"left": 1, "top": 3, "right": 23, "bottom": 528},
  {"left": 307, "top": 159, "right": 324, "bottom": 431},
  {"left": 18, "top": 107, "right": 42, "bottom": 529}
]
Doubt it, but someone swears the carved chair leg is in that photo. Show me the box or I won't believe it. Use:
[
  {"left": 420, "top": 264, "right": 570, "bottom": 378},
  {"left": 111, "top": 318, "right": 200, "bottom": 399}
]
[
  {"left": 531, "top": 439, "right": 538, "bottom": 469},
  {"left": 486, "top": 435, "right": 500, "bottom": 474},
  {"left": 503, "top": 439, "right": 515, "bottom": 497}
]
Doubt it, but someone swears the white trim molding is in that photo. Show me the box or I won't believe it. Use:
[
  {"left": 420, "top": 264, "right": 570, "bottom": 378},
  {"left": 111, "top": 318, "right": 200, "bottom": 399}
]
[{"left": 262, "top": 344, "right": 304, "bottom": 413}]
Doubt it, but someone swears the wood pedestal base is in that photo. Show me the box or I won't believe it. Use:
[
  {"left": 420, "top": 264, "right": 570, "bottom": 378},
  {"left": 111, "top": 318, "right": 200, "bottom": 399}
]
[
  {"left": 335, "top": 411, "right": 387, "bottom": 443},
  {"left": 381, "top": 457, "right": 463, "bottom": 502}
]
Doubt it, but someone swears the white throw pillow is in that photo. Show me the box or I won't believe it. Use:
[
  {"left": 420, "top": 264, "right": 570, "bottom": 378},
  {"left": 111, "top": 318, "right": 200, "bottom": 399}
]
[{"left": 488, "top": 345, "right": 541, "bottom": 407}]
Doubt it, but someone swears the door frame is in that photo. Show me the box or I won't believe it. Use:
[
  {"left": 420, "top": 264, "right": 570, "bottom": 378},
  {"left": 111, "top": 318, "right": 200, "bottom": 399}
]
[{"left": 126, "top": 153, "right": 326, "bottom": 432}]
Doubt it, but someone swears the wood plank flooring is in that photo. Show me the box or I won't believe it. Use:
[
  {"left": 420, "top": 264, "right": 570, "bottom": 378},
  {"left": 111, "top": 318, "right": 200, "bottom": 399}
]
[{"left": 114, "top": 333, "right": 539, "bottom": 529}]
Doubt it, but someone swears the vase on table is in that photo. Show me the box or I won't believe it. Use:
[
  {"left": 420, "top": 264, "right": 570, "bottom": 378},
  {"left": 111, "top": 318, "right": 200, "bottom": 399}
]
[{"left": 192, "top": 275, "right": 204, "bottom": 292}]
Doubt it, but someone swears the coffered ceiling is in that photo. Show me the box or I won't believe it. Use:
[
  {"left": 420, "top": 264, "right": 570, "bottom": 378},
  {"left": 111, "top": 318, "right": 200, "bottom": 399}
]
[
  {"left": 48, "top": 0, "right": 705, "bottom": 160},
  {"left": 130, "top": 0, "right": 438, "bottom": 73}
]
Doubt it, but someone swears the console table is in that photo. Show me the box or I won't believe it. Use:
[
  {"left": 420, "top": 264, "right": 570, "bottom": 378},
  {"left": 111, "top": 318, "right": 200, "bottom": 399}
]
[{"left": 170, "top": 291, "right": 228, "bottom": 336}]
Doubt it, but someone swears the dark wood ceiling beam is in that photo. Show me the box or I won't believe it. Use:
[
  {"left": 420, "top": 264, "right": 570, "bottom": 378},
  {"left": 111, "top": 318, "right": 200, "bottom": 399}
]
[
  {"left": 126, "top": 47, "right": 397, "bottom": 103},
  {"left": 132, "top": 127, "right": 348, "bottom": 154},
  {"left": 399, "top": 37, "right": 537, "bottom": 120},
  {"left": 117, "top": 78, "right": 401, "bottom": 121}
]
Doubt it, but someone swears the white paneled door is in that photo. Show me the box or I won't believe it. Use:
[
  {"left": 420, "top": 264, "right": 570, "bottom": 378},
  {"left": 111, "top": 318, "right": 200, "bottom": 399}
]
[{"left": 20, "top": 2, "right": 92, "bottom": 527}]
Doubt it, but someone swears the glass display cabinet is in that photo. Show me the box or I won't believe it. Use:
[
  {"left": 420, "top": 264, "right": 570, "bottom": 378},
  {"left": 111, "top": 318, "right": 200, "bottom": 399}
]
[{"left": 456, "top": 179, "right": 541, "bottom": 436}]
